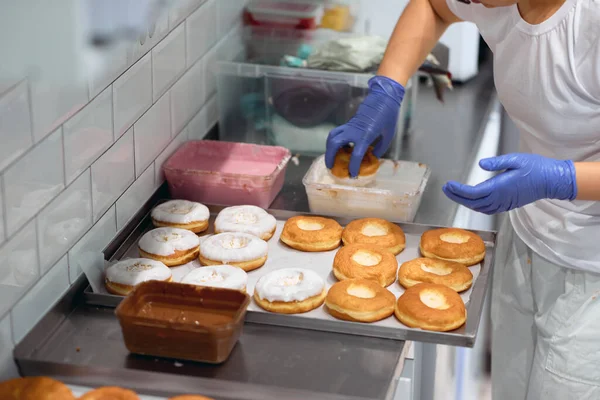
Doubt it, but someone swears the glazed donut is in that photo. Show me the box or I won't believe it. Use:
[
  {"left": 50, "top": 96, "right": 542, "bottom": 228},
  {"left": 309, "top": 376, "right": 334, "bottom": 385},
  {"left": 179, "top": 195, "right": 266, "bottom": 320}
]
[
  {"left": 332, "top": 243, "right": 398, "bottom": 287},
  {"left": 199, "top": 233, "right": 268, "bottom": 272},
  {"left": 325, "top": 279, "right": 395, "bottom": 322},
  {"left": 79, "top": 386, "right": 139, "bottom": 400},
  {"left": 342, "top": 218, "right": 406, "bottom": 255},
  {"left": 280, "top": 216, "right": 342, "bottom": 252},
  {"left": 138, "top": 227, "right": 200, "bottom": 267},
  {"left": 214, "top": 205, "right": 277, "bottom": 240},
  {"left": 0, "top": 377, "right": 75, "bottom": 400},
  {"left": 151, "top": 200, "right": 210, "bottom": 233},
  {"left": 105, "top": 258, "right": 172, "bottom": 296},
  {"left": 398, "top": 257, "right": 473, "bottom": 292},
  {"left": 254, "top": 268, "right": 327, "bottom": 314},
  {"left": 168, "top": 396, "right": 214, "bottom": 400},
  {"left": 329, "top": 146, "right": 380, "bottom": 186},
  {"left": 395, "top": 283, "right": 466, "bottom": 332},
  {"left": 181, "top": 265, "right": 248, "bottom": 292},
  {"left": 420, "top": 228, "right": 485, "bottom": 266}
]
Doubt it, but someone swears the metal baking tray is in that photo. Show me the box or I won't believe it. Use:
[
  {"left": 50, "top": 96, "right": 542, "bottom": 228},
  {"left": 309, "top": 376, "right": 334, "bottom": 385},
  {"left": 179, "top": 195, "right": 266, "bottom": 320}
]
[{"left": 84, "top": 201, "right": 496, "bottom": 347}]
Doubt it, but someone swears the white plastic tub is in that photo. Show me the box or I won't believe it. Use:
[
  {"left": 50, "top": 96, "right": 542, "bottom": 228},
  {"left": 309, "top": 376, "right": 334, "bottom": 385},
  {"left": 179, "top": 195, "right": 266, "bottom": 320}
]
[{"left": 302, "top": 155, "right": 430, "bottom": 222}]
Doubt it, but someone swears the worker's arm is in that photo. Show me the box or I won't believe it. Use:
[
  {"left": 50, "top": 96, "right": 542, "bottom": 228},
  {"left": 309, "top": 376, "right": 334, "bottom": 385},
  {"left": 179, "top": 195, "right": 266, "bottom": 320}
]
[
  {"left": 325, "top": 0, "right": 462, "bottom": 175},
  {"left": 378, "top": 0, "right": 462, "bottom": 86},
  {"left": 574, "top": 163, "right": 600, "bottom": 201}
]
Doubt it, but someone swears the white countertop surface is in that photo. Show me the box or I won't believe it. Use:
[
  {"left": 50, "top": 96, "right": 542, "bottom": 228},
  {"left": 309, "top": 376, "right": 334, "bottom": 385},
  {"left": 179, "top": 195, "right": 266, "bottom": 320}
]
[{"left": 69, "top": 385, "right": 166, "bottom": 399}]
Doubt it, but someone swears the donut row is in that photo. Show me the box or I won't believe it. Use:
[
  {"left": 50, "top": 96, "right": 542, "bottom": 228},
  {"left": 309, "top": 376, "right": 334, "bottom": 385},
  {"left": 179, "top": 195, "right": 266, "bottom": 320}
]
[
  {"left": 105, "top": 201, "right": 278, "bottom": 295},
  {"left": 275, "top": 215, "right": 485, "bottom": 332},
  {"left": 0, "top": 377, "right": 212, "bottom": 400}
]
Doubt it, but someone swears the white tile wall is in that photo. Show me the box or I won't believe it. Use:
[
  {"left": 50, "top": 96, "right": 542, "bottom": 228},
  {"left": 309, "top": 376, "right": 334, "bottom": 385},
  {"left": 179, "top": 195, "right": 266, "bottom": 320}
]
[
  {"left": 0, "top": 221, "right": 39, "bottom": 318},
  {"left": 169, "top": 0, "right": 205, "bottom": 30},
  {"left": 154, "top": 129, "right": 188, "bottom": 188},
  {"left": 63, "top": 86, "right": 114, "bottom": 184},
  {"left": 11, "top": 255, "right": 69, "bottom": 344},
  {"left": 113, "top": 54, "right": 153, "bottom": 139},
  {"left": 37, "top": 170, "right": 92, "bottom": 273},
  {"left": 0, "top": 81, "right": 33, "bottom": 172},
  {"left": 30, "top": 78, "right": 89, "bottom": 144},
  {"left": 152, "top": 24, "right": 186, "bottom": 102},
  {"left": 134, "top": 92, "right": 172, "bottom": 178},
  {"left": 217, "top": 1, "right": 246, "bottom": 38},
  {"left": 0, "top": 185, "right": 4, "bottom": 245},
  {"left": 0, "top": 315, "right": 18, "bottom": 380},
  {"left": 68, "top": 206, "right": 116, "bottom": 284},
  {"left": 116, "top": 164, "right": 156, "bottom": 231},
  {"left": 171, "top": 59, "right": 205, "bottom": 137},
  {"left": 91, "top": 129, "right": 135, "bottom": 221},
  {"left": 186, "top": 0, "right": 218, "bottom": 67},
  {"left": 4, "top": 128, "right": 64, "bottom": 237},
  {"left": 0, "top": 0, "right": 242, "bottom": 367}
]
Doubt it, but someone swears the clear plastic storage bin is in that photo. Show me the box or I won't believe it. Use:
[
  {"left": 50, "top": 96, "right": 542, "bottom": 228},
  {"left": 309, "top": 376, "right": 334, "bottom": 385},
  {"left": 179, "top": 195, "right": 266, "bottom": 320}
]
[
  {"left": 302, "top": 155, "right": 430, "bottom": 222},
  {"left": 163, "top": 140, "right": 291, "bottom": 208},
  {"left": 218, "top": 61, "right": 413, "bottom": 155}
]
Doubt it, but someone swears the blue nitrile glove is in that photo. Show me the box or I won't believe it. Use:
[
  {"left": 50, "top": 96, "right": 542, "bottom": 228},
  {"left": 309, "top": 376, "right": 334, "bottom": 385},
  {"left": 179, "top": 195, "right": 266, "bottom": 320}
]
[
  {"left": 443, "top": 153, "right": 577, "bottom": 215},
  {"left": 325, "top": 76, "right": 405, "bottom": 177}
]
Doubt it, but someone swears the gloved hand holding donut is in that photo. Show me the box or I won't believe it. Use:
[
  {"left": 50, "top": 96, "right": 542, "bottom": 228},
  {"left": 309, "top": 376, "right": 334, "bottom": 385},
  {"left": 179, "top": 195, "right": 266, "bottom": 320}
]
[{"left": 324, "top": 75, "right": 405, "bottom": 178}]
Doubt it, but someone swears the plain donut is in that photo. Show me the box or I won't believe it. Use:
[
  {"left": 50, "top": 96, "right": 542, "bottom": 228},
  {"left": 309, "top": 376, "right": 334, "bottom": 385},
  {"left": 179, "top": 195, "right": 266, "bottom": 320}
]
[
  {"left": 420, "top": 228, "right": 485, "bottom": 266},
  {"left": 333, "top": 243, "right": 398, "bottom": 287},
  {"left": 398, "top": 257, "right": 473, "bottom": 292},
  {"left": 325, "top": 279, "right": 395, "bottom": 322},
  {"left": 395, "top": 283, "right": 466, "bottom": 332},
  {"left": 280, "top": 216, "right": 342, "bottom": 252},
  {"left": 342, "top": 218, "right": 406, "bottom": 255}
]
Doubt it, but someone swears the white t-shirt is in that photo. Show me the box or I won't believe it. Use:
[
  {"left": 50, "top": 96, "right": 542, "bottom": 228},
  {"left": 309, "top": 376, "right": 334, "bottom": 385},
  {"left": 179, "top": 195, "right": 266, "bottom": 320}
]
[{"left": 446, "top": 0, "right": 600, "bottom": 272}]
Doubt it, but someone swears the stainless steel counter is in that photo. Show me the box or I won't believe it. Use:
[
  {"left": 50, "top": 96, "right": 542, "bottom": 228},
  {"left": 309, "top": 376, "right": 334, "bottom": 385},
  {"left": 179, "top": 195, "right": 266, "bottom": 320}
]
[{"left": 15, "top": 61, "right": 496, "bottom": 400}]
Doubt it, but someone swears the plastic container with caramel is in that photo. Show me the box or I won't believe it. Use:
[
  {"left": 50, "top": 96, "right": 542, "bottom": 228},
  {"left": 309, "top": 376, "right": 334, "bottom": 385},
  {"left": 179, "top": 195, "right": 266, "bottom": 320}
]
[{"left": 115, "top": 281, "right": 250, "bottom": 364}]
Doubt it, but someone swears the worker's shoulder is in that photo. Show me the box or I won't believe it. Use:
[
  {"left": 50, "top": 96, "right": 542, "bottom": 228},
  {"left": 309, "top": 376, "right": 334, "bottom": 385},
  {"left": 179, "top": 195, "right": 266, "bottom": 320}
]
[{"left": 572, "top": 0, "right": 600, "bottom": 61}]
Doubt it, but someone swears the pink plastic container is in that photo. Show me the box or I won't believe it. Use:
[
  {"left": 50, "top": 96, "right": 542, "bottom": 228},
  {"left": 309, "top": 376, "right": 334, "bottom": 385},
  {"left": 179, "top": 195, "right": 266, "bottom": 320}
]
[{"left": 163, "top": 140, "right": 291, "bottom": 208}]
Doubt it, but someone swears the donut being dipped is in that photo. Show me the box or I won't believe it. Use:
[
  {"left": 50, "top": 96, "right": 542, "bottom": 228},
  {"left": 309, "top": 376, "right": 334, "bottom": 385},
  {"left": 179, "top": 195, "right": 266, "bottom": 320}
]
[
  {"left": 214, "top": 205, "right": 277, "bottom": 240},
  {"left": 280, "top": 216, "right": 343, "bottom": 252},
  {"left": 138, "top": 227, "right": 200, "bottom": 267},
  {"left": 333, "top": 243, "right": 398, "bottom": 287},
  {"left": 420, "top": 228, "right": 485, "bottom": 266},
  {"left": 105, "top": 258, "right": 172, "bottom": 296},
  {"left": 398, "top": 257, "right": 473, "bottom": 292},
  {"left": 0, "top": 377, "right": 75, "bottom": 400},
  {"left": 329, "top": 146, "right": 380, "bottom": 186},
  {"left": 79, "top": 386, "right": 140, "bottom": 400},
  {"left": 254, "top": 268, "right": 327, "bottom": 314},
  {"left": 342, "top": 218, "right": 406, "bottom": 255},
  {"left": 199, "top": 233, "right": 268, "bottom": 272},
  {"left": 326, "top": 279, "right": 395, "bottom": 323},
  {"left": 151, "top": 200, "right": 209, "bottom": 233},
  {"left": 181, "top": 265, "right": 248, "bottom": 292},
  {"left": 395, "top": 283, "right": 466, "bottom": 332}
]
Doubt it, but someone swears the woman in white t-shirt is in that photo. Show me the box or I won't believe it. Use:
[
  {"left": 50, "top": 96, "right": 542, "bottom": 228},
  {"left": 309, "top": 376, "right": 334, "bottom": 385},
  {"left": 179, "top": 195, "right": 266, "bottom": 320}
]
[{"left": 324, "top": 0, "right": 600, "bottom": 398}]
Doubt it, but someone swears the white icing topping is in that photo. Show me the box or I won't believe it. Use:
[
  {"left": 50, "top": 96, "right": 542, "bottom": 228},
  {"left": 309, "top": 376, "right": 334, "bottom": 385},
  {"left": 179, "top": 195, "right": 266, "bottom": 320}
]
[
  {"left": 138, "top": 227, "right": 200, "bottom": 256},
  {"left": 361, "top": 223, "right": 388, "bottom": 237},
  {"left": 351, "top": 250, "right": 381, "bottom": 266},
  {"left": 346, "top": 284, "right": 376, "bottom": 299},
  {"left": 181, "top": 265, "right": 247, "bottom": 291},
  {"left": 255, "top": 268, "right": 324, "bottom": 302},
  {"left": 200, "top": 233, "right": 268, "bottom": 263},
  {"left": 440, "top": 233, "right": 470, "bottom": 244},
  {"left": 214, "top": 205, "right": 276, "bottom": 238},
  {"left": 420, "top": 263, "right": 452, "bottom": 276},
  {"left": 419, "top": 290, "right": 450, "bottom": 310},
  {"left": 296, "top": 219, "right": 324, "bottom": 231},
  {"left": 105, "top": 258, "right": 171, "bottom": 286},
  {"left": 151, "top": 200, "right": 209, "bottom": 224},
  {"left": 329, "top": 170, "right": 376, "bottom": 187}
]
